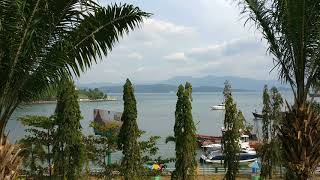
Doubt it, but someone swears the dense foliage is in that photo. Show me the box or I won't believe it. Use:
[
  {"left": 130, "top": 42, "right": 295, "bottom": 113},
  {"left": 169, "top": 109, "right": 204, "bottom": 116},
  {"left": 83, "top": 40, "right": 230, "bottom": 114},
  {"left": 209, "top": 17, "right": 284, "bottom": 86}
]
[
  {"left": 31, "top": 87, "right": 57, "bottom": 101},
  {"left": 78, "top": 88, "right": 107, "bottom": 100},
  {"left": 19, "top": 116, "right": 55, "bottom": 177},
  {"left": 238, "top": 0, "right": 320, "bottom": 178},
  {"left": 172, "top": 82, "right": 197, "bottom": 180},
  {"left": 30, "top": 87, "right": 107, "bottom": 102},
  {"left": 18, "top": 79, "right": 170, "bottom": 179},
  {"left": 222, "top": 81, "right": 243, "bottom": 180},
  {"left": 52, "top": 79, "right": 85, "bottom": 179},
  {"left": 260, "top": 85, "right": 272, "bottom": 178},
  {"left": 0, "top": 0, "right": 150, "bottom": 137},
  {"left": 83, "top": 134, "right": 120, "bottom": 178},
  {"left": 259, "top": 85, "right": 283, "bottom": 179},
  {"left": 118, "top": 79, "right": 142, "bottom": 180}
]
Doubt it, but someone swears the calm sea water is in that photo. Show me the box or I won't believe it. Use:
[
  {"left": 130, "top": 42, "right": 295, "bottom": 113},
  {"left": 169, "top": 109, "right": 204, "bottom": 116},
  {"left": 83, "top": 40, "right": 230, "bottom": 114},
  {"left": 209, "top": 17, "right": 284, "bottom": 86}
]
[{"left": 7, "top": 92, "right": 293, "bottom": 167}]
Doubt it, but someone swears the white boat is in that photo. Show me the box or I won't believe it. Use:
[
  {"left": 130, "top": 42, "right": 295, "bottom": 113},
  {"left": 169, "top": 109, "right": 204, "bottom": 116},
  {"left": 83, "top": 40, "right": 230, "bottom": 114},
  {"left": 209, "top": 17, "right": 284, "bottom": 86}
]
[
  {"left": 200, "top": 149, "right": 257, "bottom": 164},
  {"left": 201, "top": 143, "right": 222, "bottom": 150},
  {"left": 211, "top": 103, "right": 225, "bottom": 110},
  {"left": 201, "top": 135, "right": 253, "bottom": 151},
  {"left": 200, "top": 134, "right": 257, "bottom": 164}
]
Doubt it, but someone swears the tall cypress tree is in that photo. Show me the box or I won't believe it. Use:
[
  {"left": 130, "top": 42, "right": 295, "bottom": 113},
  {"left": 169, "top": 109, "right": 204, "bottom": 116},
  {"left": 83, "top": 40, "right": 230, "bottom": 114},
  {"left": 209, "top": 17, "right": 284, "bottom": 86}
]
[
  {"left": 118, "top": 79, "right": 142, "bottom": 180},
  {"left": 260, "top": 85, "right": 272, "bottom": 178},
  {"left": 172, "top": 82, "right": 197, "bottom": 180},
  {"left": 269, "top": 87, "right": 283, "bottom": 176},
  {"left": 260, "top": 86, "right": 283, "bottom": 179},
  {"left": 223, "top": 81, "right": 240, "bottom": 180},
  {"left": 262, "top": 85, "right": 271, "bottom": 142},
  {"left": 270, "top": 87, "right": 283, "bottom": 138},
  {"left": 53, "top": 79, "right": 84, "bottom": 180}
]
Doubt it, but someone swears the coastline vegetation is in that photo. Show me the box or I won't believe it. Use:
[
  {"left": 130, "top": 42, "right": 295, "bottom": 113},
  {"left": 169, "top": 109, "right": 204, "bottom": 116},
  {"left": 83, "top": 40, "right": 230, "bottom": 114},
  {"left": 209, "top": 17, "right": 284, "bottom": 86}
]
[
  {"left": 18, "top": 79, "right": 174, "bottom": 179},
  {"left": 78, "top": 88, "right": 107, "bottom": 100},
  {"left": 1, "top": 0, "right": 320, "bottom": 179},
  {"left": 30, "top": 87, "right": 108, "bottom": 102}
]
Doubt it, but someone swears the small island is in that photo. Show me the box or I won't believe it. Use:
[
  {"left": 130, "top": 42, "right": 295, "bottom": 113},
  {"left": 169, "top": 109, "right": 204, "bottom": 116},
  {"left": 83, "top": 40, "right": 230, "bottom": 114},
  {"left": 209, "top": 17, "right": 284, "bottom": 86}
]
[
  {"left": 78, "top": 88, "right": 117, "bottom": 101},
  {"left": 26, "top": 88, "right": 116, "bottom": 104}
]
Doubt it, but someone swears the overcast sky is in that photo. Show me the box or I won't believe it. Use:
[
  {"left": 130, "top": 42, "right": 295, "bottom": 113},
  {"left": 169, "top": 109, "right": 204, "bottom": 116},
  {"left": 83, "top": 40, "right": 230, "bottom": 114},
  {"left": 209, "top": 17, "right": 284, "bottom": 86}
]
[{"left": 78, "top": 0, "right": 277, "bottom": 84}]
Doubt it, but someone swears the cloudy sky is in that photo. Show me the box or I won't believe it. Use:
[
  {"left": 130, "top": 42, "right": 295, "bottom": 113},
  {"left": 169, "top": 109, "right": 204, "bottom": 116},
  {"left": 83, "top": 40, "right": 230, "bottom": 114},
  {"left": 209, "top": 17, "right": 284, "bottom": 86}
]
[{"left": 78, "top": 0, "right": 277, "bottom": 84}]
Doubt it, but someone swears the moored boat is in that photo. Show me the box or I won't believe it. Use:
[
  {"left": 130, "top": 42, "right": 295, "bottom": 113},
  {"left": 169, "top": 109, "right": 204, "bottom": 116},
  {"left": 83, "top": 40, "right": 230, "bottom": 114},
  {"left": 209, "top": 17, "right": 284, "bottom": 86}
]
[
  {"left": 252, "top": 112, "right": 263, "bottom": 119},
  {"left": 196, "top": 134, "right": 222, "bottom": 147},
  {"left": 200, "top": 149, "right": 257, "bottom": 164},
  {"left": 200, "top": 134, "right": 257, "bottom": 164},
  {"left": 211, "top": 103, "right": 225, "bottom": 110}
]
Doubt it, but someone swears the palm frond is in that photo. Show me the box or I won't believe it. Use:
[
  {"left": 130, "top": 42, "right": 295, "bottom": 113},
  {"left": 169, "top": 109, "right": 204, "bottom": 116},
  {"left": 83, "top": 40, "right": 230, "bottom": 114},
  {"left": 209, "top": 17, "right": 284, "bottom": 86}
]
[
  {"left": 19, "top": 3, "right": 150, "bottom": 102},
  {"left": 238, "top": 0, "right": 320, "bottom": 105},
  {"left": 0, "top": 136, "right": 22, "bottom": 179},
  {"left": 0, "top": 1, "right": 150, "bottom": 135}
]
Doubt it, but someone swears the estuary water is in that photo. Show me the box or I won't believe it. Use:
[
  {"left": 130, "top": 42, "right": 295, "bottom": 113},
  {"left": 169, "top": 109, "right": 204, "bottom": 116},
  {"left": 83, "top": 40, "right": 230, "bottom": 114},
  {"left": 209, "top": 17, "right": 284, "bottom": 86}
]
[{"left": 6, "top": 91, "right": 293, "bottom": 167}]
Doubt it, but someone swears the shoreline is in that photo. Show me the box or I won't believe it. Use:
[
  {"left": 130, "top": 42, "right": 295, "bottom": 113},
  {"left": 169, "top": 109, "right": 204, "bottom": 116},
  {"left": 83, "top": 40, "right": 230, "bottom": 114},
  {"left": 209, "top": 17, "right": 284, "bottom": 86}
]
[{"left": 24, "top": 98, "right": 118, "bottom": 105}]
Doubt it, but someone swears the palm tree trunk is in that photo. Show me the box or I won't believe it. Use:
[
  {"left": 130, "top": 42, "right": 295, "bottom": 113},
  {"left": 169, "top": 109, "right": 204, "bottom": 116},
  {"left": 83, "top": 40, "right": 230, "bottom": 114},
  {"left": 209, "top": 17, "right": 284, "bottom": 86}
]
[
  {"left": 0, "top": 101, "right": 19, "bottom": 137},
  {"left": 48, "top": 144, "right": 51, "bottom": 177},
  {"left": 47, "top": 130, "right": 51, "bottom": 178}
]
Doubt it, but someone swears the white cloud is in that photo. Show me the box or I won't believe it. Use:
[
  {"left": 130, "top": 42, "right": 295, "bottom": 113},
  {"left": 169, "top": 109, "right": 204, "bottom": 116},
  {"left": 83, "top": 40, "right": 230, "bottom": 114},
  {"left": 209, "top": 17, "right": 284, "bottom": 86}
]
[
  {"left": 128, "top": 52, "right": 143, "bottom": 60},
  {"left": 164, "top": 52, "right": 187, "bottom": 61},
  {"left": 144, "top": 18, "right": 195, "bottom": 35},
  {"left": 123, "top": 18, "right": 197, "bottom": 50},
  {"left": 190, "top": 44, "right": 224, "bottom": 54},
  {"left": 78, "top": 1, "right": 276, "bottom": 84}
]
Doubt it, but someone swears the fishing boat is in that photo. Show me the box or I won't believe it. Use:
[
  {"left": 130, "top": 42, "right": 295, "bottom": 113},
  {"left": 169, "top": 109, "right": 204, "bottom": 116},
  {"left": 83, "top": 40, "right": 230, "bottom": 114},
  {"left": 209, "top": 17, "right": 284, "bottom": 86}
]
[
  {"left": 211, "top": 103, "right": 225, "bottom": 110},
  {"left": 200, "top": 149, "right": 257, "bottom": 164}
]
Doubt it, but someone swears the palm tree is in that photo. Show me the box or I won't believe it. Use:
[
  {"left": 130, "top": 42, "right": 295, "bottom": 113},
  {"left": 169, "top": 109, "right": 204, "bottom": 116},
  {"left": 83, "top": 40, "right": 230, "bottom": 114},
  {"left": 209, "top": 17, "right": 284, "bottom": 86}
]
[
  {"left": 0, "top": 0, "right": 150, "bottom": 137},
  {"left": 238, "top": 0, "right": 320, "bottom": 179}
]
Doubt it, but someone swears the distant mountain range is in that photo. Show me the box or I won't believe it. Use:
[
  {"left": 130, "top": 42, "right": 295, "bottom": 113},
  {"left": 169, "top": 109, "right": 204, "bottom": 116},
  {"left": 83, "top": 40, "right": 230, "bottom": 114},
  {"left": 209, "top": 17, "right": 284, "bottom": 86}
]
[
  {"left": 161, "top": 75, "right": 290, "bottom": 91},
  {"left": 78, "top": 75, "right": 291, "bottom": 93},
  {"left": 98, "top": 84, "right": 249, "bottom": 94}
]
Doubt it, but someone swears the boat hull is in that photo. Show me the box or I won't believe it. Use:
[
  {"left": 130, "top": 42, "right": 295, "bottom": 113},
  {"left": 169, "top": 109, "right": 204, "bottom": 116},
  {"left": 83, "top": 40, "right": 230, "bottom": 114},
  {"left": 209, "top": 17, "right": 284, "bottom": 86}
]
[
  {"left": 252, "top": 112, "right": 263, "bottom": 118},
  {"left": 211, "top": 106, "right": 225, "bottom": 110},
  {"left": 200, "top": 154, "right": 257, "bottom": 164},
  {"left": 200, "top": 158, "right": 257, "bottom": 164}
]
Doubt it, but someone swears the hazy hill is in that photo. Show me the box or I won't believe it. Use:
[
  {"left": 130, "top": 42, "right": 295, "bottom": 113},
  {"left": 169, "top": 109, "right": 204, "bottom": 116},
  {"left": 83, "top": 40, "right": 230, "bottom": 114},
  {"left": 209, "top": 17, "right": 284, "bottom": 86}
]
[
  {"left": 79, "top": 75, "right": 290, "bottom": 93},
  {"left": 161, "top": 75, "right": 289, "bottom": 91},
  {"left": 99, "top": 84, "right": 249, "bottom": 93}
]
